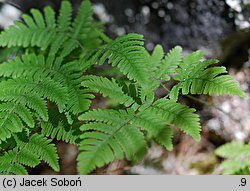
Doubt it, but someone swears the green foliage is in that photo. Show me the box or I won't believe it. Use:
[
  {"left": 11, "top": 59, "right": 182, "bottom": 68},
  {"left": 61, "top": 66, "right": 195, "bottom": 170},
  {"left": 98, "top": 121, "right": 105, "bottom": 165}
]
[
  {"left": 0, "top": 0, "right": 245, "bottom": 174},
  {"left": 169, "top": 50, "right": 245, "bottom": 101},
  {"left": 0, "top": 133, "right": 59, "bottom": 175},
  {"left": 215, "top": 142, "right": 250, "bottom": 174}
]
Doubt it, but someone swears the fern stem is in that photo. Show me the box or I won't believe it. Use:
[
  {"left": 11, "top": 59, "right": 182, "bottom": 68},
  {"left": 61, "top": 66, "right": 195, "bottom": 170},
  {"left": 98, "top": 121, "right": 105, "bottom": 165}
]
[{"left": 159, "top": 81, "right": 171, "bottom": 98}]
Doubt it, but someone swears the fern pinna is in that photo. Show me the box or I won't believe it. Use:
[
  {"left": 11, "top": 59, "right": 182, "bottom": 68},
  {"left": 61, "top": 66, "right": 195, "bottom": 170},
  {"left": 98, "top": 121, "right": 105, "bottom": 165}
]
[
  {"left": 0, "top": 0, "right": 245, "bottom": 174},
  {"left": 215, "top": 142, "right": 250, "bottom": 175}
]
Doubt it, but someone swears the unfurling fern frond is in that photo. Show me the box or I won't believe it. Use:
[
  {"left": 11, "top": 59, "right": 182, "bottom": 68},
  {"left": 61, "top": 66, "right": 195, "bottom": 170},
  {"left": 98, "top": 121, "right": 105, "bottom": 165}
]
[
  {"left": 0, "top": 133, "right": 59, "bottom": 175},
  {"left": 215, "top": 142, "right": 250, "bottom": 175},
  {"left": 169, "top": 51, "right": 245, "bottom": 101}
]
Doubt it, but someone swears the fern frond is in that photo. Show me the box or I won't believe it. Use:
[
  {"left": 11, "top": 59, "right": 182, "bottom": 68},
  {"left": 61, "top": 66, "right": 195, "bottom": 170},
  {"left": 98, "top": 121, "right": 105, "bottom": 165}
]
[
  {"left": 41, "top": 121, "right": 79, "bottom": 144},
  {"left": 77, "top": 109, "right": 147, "bottom": 174},
  {"left": 0, "top": 7, "right": 56, "bottom": 49},
  {"left": 0, "top": 54, "right": 93, "bottom": 114},
  {"left": 82, "top": 75, "right": 137, "bottom": 107},
  {"left": 170, "top": 54, "right": 245, "bottom": 101},
  {"left": 72, "top": 0, "right": 92, "bottom": 39},
  {"left": 88, "top": 34, "right": 149, "bottom": 86},
  {"left": 215, "top": 142, "right": 250, "bottom": 174},
  {"left": 151, "top": 45, "right": 182, "bottom": 81},
  {"left": 149, "top": 99, "right": 201, "bottom": 141},
  {"left": 0, "top": 133, "right": 59, "bottom": 174},
  {"left": 0, "top": 0, "right": 100, "bottom": 56},
  {"left": 57, "top": 1, "right": 72, "bottom": 31}
]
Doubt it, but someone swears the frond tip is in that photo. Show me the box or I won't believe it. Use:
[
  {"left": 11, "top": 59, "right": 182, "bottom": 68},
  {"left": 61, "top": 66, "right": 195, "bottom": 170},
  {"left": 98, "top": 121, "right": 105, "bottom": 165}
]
[{"left": 170, "top": 55, "right": 245, "bottom": 101}]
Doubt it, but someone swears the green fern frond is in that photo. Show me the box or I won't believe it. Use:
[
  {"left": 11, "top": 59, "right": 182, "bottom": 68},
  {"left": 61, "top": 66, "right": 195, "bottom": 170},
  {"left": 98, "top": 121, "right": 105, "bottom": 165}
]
[
  {"left": 0, "top": 6, "right": 57, "bottom": 49},
  {"left": 87, "top": 34, "right": 149, "bottom": 86},
  {"left": 170, "top": 53, "right": 245, "bottom": 101},
  {"left": 0, "top": 133, "right": 59, "bottom": 174},
  {"left": 72, "top": 0, "right": 92, "bottom": 39},
  {"left": 0, "top": 54, "right": 93, "bottom": 114},
  {"left": 82, "top": 75, "right": 137, "bottom": 107},
  {"left": 0, "top": 0, "right": 245, "bottom": 175},
  {"left": 77, "top": 109, "right": 147, "bottom": 174},
  {"left": 149, "top": 99, "right": 201, "bottom": 141},
  {"left": 150, "top": 45, "right": 182, "bottom": 81},
  {"left": 0, "top": 0, "right": 100, "bottom": 55},
  {"left": 215, "top": 142, "right": 250, "bottom": 174},
  {"left": 41, "top": 121, "right": 79, "bottom": 144},
  {"left": 57, "top": 1, "right": 72, "bottom": 31}
]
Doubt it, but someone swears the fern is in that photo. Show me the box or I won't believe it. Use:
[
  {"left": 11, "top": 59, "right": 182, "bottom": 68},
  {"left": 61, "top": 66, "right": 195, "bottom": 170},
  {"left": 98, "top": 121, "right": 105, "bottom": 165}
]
[
  {"left": 87, "top": 34, "right": 149, "bottom": 87},
  {"left": 0, "top": 0, "right": 245, "bottom": 174},
  {"left": 82, "top": 75, "right": 138, "bottom": 107},
  {"left": 215, "top": 142, "right": 250, "bottom": 175},
  {"left": 0, "top": 133, "right": 59, "bottom": 175},
  {"left": 78, "top": 109, "right": 147, "bottom": 173},
  {"left": 169, "top": 51, "right": 245, "bottom": 101},
  {"left": 0, "top": 0, "right": 100, "bottom": 55},
  {"left": 40, "top": 104, "right": 81, "bottom": 144}
]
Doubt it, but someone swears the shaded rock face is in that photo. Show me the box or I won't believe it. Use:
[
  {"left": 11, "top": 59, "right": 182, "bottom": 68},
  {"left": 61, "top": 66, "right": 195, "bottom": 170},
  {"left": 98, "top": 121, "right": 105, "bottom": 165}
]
[
  {"left": 8, "top": 0, "right": 235, "bottom": 53},
  {"left": 91, "top": 0, "right": 235, "bottom": 53}
]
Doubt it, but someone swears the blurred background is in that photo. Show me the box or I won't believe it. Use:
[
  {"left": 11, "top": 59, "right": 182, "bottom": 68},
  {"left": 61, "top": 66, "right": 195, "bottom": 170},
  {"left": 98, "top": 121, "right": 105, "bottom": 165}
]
[{"left": 0, "top": 0, "right": 249, "bottom": 175}]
